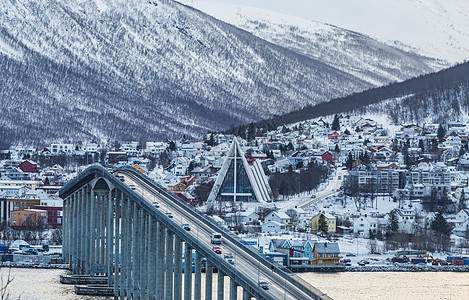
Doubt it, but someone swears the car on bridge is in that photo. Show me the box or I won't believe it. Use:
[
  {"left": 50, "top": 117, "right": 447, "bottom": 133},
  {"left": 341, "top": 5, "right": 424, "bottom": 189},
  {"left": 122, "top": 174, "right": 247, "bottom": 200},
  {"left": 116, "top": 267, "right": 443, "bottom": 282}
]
[
  {"left": 166, "top": 212, "right": 173, "bottom": 218},
  {"left": 258, "top": 281, "right": 270, "bottom": 290},
  {"left": 182, "top": 224, "right": 191, "bottom": 231},
  {"left": 211, "top": 233, "right": 223, "bottom": 244},
  {"left": 212, "top": 246, "right": 222, "bottom": 254},
  {"left": 152, "top": 201, "right": 159, "bottom": 208},
  {"left": 224, "top": 254, "right": 234, "bottom": 264},
  {"left": 129, "top": 184, "right": 136, "bottom": 190}
]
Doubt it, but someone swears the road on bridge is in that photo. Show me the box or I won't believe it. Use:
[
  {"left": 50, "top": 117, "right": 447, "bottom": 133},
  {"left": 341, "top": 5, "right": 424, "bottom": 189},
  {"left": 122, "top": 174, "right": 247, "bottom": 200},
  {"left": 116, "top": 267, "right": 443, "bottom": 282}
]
[{"left": 118, "top": 171, "right": 328, "bottom": 300}]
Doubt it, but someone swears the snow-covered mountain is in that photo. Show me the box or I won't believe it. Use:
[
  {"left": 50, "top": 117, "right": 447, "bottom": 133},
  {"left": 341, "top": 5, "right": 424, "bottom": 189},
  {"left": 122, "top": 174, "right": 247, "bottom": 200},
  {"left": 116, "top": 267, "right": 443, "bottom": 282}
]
[
  {"left": 180, "top": 0, "right": 469, "bottom": 64},
  {"left": 0, "top": 0, "right": 448, "bottom": 145},
  {"left": 176, "top": 2, "right": 445, "bottom": 86}
]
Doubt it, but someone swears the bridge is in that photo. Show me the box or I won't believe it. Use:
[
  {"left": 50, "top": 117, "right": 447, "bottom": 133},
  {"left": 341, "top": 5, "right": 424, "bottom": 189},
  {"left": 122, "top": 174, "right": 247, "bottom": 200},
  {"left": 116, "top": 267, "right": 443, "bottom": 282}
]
[{"left": 59, "top": 165, "right": 332, "bottom": 299}]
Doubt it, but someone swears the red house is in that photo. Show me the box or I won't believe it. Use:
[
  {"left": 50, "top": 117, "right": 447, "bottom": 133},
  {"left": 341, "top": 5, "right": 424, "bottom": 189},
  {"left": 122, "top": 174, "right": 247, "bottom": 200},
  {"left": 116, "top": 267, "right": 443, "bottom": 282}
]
[
  {"left": 19, "top": 160, "right": 40, "bottom": 173},
  {"left": 321, "top": 151, "right": 335, "bottom": 165},
  {"left": 33, "top": 205, "right": 63, "bottom": 228}
]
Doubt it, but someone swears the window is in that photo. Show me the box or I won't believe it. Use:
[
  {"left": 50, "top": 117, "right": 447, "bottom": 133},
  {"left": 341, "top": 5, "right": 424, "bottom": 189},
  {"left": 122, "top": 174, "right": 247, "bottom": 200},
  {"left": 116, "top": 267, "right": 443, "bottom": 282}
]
[
  {"left": 57, "top": 218, "right": 61, "bottom": 224},
  {"left": 24, "top": 213, "right": 27, "bottom": 217},
  {"left": 13, "top": 213, "right": 16, "bottom": 217},
  {"left": 12, "top": 220, "right": 16, "bottom": 224}
]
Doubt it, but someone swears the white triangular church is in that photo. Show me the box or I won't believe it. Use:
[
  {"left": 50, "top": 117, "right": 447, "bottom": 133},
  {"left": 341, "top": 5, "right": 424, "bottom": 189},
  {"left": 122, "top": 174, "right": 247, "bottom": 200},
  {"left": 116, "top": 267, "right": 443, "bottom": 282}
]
[{"left": 208, "top": 137, "right": 272, "bottom": 203}]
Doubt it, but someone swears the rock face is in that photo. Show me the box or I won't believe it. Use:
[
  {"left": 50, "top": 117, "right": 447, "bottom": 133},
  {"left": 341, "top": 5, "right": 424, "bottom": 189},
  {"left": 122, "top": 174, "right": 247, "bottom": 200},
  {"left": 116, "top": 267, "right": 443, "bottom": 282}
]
[{"left": 0, "top": 0, "right": 439, "bottom": 145}]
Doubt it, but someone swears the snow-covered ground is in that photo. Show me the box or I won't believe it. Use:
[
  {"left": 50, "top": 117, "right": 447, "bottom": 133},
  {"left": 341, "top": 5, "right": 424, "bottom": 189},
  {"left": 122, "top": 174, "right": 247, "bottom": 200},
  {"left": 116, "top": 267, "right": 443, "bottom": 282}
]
[{"left": 178, "top": 0, "right": 469, "bottom": 63}]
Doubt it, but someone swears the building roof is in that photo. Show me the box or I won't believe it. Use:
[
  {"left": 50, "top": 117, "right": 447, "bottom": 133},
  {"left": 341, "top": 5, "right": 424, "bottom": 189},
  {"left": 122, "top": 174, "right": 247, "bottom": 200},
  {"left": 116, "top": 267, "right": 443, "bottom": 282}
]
[{"left": 314, "top": 242, "right": 340, "bottom": 254}]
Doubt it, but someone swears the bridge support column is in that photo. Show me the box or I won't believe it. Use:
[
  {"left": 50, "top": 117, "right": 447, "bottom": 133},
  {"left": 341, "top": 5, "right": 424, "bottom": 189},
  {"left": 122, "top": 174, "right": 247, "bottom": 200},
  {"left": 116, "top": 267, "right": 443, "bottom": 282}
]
[
  {"left": 125, "top": 199, "right": 133, "bottom": 299},
  {"left": 217, "top": 270, "right": 224, "bottom": 300},
  {"left": 243, "top": 289, "right": 251, "bottom": 300},
  {"left": 230, "top": 278, "right": 237, "bottom": 300},
  {"left": 90, "top": 189, "right": 96, "bottom": 275},
  {"left": 173, "top": 236, "right": 183, "bottom": 300},
  {"left": 205, "top": 260, "right": 213, "bottom": 300},
  {"left": 165, "top": 230, "right": 174, "bottom": 300},
  {"left": 138, "top": 209, "right": 145, "bottom": 299},
  {"left": 148, "top": 215, "right": 156, "bottom": 299},
  {"left": 194, "top": 251, "right": 202, "bottom": 300},
  {"left": 156, "top": 221, "right": 166, "bottom": 300},
  {"left": 114, "top": 192, "right": 121, "bottom": 296},
  {"left": 184, "top": 243, "right": 192, "bottom": 300},
  {"left": 131, "top": 202, "right": 139, "bottom": 297},
  {"left": 84, "top": 186, "right": 91, "bottom": 275},
  {"left": 119, "top": 196, "right": 127, "bottom": 299},
  {"left": 62, "top": 197, "right": 67, "bottom": 264},
  {"left": 72, "top": 193, "right": 78, "bottom": 273},
  {"left": 80, "top": 188, "right": 86, "bottom": 274},
  {"left": 106, "top": 190, "right": 114, "bottom": 284}
]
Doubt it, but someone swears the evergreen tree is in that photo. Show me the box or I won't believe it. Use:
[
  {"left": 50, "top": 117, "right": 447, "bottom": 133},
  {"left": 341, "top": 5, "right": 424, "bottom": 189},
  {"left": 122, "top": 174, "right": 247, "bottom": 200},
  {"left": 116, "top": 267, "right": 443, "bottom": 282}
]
[
  {"left": 318, "top": 214, "right": 328, "bottom": 234},
  {"left": 418, "top": 139, "right": 425, "bottom": 152},
  {"left": 437, "top": 124, "right": 445, "bottom": 143},
  {"left": 344, "top": 129, "right": 351, "bottom": 135},
  {"left": 331, "top": 114, "right": 340, "bottom": 131},
  {"left": 169, "top": 141, "right": 176, "bottom": 151},
  {"left": 459, "top": 189, "right": 466, "bottom": 211},
  {"left": 346, "top": 152, "right": 354, "bottom": 170},
  {"left": 431, "top": 212, "right": 451, "bottom": 236},
  {"left": 334, "top": 144, "right": 340, "bottom": 153},
  {"left": 389, "top": 209, "right": 399, "bottom": 233}
]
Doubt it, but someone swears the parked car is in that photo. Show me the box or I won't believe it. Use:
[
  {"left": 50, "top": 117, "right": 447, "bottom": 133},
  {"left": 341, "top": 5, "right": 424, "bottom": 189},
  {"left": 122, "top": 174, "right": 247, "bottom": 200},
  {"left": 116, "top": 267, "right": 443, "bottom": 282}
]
[
  {"left": 166, "top": 212, "right": 173, "bottom": 218},
  {"left": 212, "top": 246, "right": 222, "bottom": 254},
  {"left": 258, "top": 281, "right": 270, "bottom": 290},
  {"left": 182, "top": 224, "right": 191, "bottom": 231},
  {"left": 310, "top": 194, "right": 316, "bottom": 198}
]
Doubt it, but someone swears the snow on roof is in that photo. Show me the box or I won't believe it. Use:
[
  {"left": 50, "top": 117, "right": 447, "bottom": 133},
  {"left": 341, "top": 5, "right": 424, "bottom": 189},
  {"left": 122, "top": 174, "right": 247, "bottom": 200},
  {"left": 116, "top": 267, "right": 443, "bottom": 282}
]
[{"left": 314, "top": 242, "right": 340, "bottom": 254}]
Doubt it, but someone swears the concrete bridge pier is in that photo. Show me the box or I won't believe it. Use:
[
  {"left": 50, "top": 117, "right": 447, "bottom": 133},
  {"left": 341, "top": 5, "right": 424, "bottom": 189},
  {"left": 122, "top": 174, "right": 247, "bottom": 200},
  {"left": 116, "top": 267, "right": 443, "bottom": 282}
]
[
  {"left": 194, "top": 251, "right": 202, "bottom": 300},
  {"left": 156, "top": 221, "right": 166, "bottom": 300},
  {"left": 243, "top": 289, "right": 251, "bottom": 300},
  {"left": 217, "top": 270, "right": 224, "bottom": 300},
  {"left": 173, "top": 236, "right": 183, "bottom": 300},
  {"left": 205, "top": 260, "right": 213, "bottom": 300},
  {"left": 184, "top": 243, "right": 192, "bottom": 300},
  {"left": 230, "top": 277, "right": 237, "bottom": 300},
  {"left": 165, "top": 229, "right": 174, "bottom": 300}
]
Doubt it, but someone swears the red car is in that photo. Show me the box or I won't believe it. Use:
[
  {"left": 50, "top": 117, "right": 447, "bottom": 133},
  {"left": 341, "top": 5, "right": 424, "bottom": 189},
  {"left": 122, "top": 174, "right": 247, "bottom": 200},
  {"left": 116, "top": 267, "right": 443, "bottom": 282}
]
[{"left": 212, "top": 246, "right": 222, "bottom": 254}]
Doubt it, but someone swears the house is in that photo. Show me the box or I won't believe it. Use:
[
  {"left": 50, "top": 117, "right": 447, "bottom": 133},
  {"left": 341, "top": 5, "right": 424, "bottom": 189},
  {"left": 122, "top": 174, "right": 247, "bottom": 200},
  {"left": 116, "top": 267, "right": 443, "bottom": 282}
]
[
  {"left": 311, "top": 213, "right": 336, "bottom": 234},
  {"left": 50, "top": 143, "right": 73, "bottom": 153},
  {"left": 312, "top": 242, "right": 340, "bottom": 265},
  {"left": 19, "top": 160, "right": 40, "bottom": 173},
  {"left": 33, "top": 205, "right": 63, "bottom": 228},
  {"left": 352, "top": 215, "right": 378, "bottom": 237},
  {"left": 262, "top": 221, "right": 286, "bottom": 233},
  {"left": 10, "top": 209, "right": 47, "bottom": 228},
  {"left": 265, "top": 211, "right": 291, "bottom": 225}
]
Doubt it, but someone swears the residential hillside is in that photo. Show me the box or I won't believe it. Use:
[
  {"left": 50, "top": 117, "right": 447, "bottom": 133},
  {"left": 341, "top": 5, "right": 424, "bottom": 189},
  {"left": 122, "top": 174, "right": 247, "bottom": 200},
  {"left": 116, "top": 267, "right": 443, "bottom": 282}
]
[{"left": 229, "top": 61, "right": 469, "bottom": 134}]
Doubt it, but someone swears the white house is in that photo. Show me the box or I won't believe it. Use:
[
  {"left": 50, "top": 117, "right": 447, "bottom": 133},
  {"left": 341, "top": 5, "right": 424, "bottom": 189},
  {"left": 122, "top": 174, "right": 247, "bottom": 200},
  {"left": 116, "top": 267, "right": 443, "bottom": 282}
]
[
  {"left": 50, "top": 143, "right": 73, "bottom": 153},
  {"left": 262, "top": 221, "right": 286, "bottom": 234},
  {"left": 395, "top": 209, "right": 416, "bottom": 234},
  {"left": 265, "top": 211, "right": 291, "bottom": 225},
  {"left": 352, "top": 215, "right": 378, "bottom": 237}
]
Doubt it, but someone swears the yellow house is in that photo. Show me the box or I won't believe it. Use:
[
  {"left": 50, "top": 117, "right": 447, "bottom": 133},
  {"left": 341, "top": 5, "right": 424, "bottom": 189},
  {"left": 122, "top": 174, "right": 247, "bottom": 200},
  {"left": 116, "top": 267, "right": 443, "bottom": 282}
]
[
  {"left": 311, "top": 213, "right": 336, "bottom": 234},
  {"left": 312, "top": 242, "right": 340, "bottom": 265},
  {"left": 133, "top": 164, "right": 146, "bottom": 174}
]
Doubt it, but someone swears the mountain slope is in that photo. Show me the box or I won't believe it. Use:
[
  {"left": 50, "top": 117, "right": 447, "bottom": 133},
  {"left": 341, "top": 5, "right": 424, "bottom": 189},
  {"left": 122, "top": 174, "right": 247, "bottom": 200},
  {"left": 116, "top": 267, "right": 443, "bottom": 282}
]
[
  {"left": 241, "top": 62, "right": 469, "bottom": 131},
  {"left": 177, "top": 2, "right": 446, "bottom": 86},
  {"left": 0, "top": 0, "right": 378, "bottom": 145},
  {"left": 179, "top": 0, "right": 469, "bottom": 64}
]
